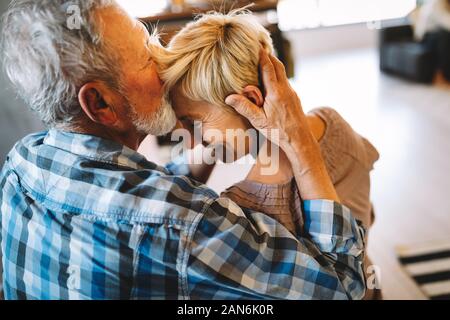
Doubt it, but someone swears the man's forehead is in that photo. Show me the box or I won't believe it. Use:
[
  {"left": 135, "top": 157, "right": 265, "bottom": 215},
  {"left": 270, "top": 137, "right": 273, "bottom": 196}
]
[
  {"left": 97, "top": 5, "right": 147, "bottom": 42},
  {"left": 96, "top": 4, "right": 150, "bottom": 66}
]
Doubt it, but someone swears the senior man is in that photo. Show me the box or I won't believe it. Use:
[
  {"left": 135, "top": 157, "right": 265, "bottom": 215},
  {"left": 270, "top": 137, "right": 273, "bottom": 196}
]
[{"left": 0, "top": 0, "right": 366, "bottom": 300}]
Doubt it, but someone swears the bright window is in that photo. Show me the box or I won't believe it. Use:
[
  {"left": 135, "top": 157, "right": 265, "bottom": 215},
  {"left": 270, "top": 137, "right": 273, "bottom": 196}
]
[
  {"left": 278, "top": 0, "right": 417, "bottom": 30},
  {"left": 115, "top": 0, "right": 168, "bottom": 18},
  {"left": 116, "top": 0, "right": 417, "bottom": 31}
]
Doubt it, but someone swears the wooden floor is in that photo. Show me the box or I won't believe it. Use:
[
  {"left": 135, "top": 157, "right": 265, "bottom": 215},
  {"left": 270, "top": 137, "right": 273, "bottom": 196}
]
[{"left": 141, "top": 47, "right": 450, "bottom": 299}]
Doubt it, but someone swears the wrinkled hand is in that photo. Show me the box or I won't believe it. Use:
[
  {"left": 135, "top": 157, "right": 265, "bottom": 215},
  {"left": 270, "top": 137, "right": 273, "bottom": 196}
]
[{"left": 225, "top": 50, "right": 308, "bottom": 146}]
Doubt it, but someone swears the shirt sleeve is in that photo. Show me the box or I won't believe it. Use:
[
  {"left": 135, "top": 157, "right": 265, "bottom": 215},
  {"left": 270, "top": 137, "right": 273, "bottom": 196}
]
[{"left": 188, "top": 198, "right": 366, "bottom": 300}]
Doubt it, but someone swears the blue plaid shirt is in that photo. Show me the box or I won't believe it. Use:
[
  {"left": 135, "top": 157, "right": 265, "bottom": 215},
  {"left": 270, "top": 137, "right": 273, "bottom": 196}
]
[{"left": 0, "top": 130, "right": 366, "bottom": 300}]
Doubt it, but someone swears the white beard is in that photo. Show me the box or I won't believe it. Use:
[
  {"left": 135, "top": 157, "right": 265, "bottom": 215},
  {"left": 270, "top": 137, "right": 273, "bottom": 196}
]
[{"left": 131, "top": 94, "right": 177, "bottom": 137}]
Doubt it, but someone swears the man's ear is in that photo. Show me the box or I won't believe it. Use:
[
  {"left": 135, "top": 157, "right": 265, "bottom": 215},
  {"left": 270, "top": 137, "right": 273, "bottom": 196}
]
[
  {"left": 78, "top": 82, "right": 118, "bottom": 126},
  {"left": 242, "top": 85, "right": 264, "bottom": 107}
]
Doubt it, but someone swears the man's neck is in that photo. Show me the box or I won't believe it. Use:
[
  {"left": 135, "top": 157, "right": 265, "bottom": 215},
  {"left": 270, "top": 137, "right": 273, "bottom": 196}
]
[{"left": 58, "top": 122, "right": 146, "bottom": 151}]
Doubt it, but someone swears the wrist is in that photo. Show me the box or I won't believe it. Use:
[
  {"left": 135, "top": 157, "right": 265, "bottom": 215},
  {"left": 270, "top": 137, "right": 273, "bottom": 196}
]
[
  {"left": 280, "top": 127, "right": 340, "bottom": 202},
  {"left": 247, "top": 141, "right": 293, "bottom": 184},
  {"left": 280, "top": 127, "right": 317, "bottom": 162}
]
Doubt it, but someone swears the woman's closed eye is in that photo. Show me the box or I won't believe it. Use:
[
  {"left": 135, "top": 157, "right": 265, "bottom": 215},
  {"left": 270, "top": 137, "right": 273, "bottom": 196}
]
[
  {"left": 179, "top": 118, "right": 196, "bottom": 131},
  {"left": 179, "top": 117, "right": 203, "bottom": 128}
]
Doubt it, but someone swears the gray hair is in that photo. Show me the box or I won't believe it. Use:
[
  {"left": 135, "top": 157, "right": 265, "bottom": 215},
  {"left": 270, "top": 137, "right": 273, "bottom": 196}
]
[{"left": 1, "top": 0, "right": 120, "bottom": 127}]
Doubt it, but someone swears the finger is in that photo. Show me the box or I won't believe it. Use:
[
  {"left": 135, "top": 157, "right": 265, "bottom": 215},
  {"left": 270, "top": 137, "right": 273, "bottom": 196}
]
[
  {"left": 269, "top": 54, "right": 289, "bottom": 84},
  {"left": 259, "top": 49, "right": 278, "bottom": 88},
  {"left": 225, "top": 94, "right": 265, "bottom": 124}
]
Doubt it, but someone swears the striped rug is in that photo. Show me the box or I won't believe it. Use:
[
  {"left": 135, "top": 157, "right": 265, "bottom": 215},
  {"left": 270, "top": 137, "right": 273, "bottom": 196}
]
[{"left": 397, "top": 240, "right": 450, "bottom": 300}]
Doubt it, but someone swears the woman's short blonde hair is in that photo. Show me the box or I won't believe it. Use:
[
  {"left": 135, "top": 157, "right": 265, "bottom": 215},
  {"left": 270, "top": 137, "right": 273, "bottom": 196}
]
[{"left": 157, "top": 9, "right": 274, "bottom": 110}]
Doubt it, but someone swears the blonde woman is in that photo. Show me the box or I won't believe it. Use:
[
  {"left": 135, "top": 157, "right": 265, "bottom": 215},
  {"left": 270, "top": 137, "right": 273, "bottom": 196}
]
[{"left": 158, "top": 9, "right": 381, "bottom": 298}]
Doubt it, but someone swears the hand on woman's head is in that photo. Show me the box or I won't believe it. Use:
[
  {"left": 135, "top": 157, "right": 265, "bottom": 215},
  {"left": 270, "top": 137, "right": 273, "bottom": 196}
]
[{"left": 226, "top": 50, "right": 308, "bottom": 147}]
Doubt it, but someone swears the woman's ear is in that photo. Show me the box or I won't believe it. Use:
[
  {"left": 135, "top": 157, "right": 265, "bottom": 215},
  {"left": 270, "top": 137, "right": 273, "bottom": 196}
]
[
  {"left": 78, "top": 82, "right": 118, "bottom": 126},
  {"left": 242, "top": 85, "right": 264, "bottom": 107}
]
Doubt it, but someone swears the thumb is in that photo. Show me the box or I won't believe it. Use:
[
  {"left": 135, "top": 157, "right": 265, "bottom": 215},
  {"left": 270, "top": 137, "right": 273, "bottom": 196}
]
[{"left": 225, "top": 94, "right": 264, "bottom": 123}]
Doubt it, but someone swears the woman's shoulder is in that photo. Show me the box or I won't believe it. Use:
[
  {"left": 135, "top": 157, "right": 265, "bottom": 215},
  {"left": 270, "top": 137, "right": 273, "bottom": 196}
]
[{"left": 307, "top": 107, "right": 380, "bottom": 172}]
